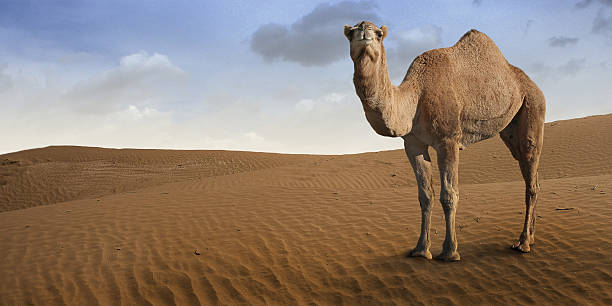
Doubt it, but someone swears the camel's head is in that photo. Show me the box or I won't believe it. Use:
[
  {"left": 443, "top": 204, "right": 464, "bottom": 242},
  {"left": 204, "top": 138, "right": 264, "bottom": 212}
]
[{"left": 344, "top": 21, "right": 388, "bottom": 63}]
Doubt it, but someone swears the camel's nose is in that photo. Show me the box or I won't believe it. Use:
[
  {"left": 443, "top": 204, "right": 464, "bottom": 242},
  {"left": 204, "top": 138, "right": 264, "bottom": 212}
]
[{"left": 358, "top": 27, "right": 374, "bottom": 41}]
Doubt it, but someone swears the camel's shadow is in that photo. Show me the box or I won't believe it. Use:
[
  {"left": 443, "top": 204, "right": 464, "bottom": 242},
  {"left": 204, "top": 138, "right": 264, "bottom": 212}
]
[{"left": 367, "top": 241, "right": 528, "bottom": 272}]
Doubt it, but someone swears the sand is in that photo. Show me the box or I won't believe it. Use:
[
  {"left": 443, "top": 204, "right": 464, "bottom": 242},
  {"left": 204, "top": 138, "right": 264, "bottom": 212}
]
[{"left": 1, "top": 114, "right": 611, "bottom": 305}]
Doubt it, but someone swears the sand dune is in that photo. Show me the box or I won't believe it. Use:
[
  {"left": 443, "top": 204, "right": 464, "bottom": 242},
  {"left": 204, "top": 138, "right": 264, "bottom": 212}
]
[
  {"left": 1, "top": 114, "right": 611, "bottom": 304},
  {"left": 0, "top": 147, "right": 325, "bottom": 212}
]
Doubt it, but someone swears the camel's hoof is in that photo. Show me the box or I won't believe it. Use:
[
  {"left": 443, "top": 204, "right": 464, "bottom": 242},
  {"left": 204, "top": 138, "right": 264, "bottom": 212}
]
[
  {"left": 511, "top": 241, "right": 531, "bottom": 253},
  {"left": 435, "top": 251, "right": 461, "bottom": 262},
  {"left": 408, "top": 248, "right": 432, "bottom": 260}
]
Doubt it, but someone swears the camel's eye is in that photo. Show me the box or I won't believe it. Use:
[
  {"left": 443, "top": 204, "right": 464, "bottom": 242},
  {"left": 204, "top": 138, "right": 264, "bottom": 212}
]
[{"left": 376, "top": 31, "right": 383, "bottom": 38}]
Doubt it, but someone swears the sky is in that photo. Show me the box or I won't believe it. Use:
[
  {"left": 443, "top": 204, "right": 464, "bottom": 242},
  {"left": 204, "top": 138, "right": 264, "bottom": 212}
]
[{"left": 1, "top": 0, "right": 611, "bottom": 154}]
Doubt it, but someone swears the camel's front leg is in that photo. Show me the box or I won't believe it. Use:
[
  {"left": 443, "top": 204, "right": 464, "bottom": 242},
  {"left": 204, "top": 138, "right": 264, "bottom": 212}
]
[
  {"left": 436, "top": 141, "right": 461, "bottom": 261},
  {"left": 404, "top": 136, "right": 434, "bottom": 259}
]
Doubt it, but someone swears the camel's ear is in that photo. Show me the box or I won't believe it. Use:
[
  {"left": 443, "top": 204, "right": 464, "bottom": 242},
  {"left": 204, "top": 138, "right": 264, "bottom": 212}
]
[
  {"left": 344, "top": 24, "right": 355, "bottom": 40},
  {"left": 380, "top": 25, "right": 388, "bottom": 40}
]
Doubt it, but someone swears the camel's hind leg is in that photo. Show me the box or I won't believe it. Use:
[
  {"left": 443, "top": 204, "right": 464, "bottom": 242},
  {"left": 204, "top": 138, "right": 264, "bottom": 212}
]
[
  {"left": 500, "top": 94, "right": 545, "bottom": 253},
  {"left": 404, "top": 135, "right": 434, "bottom": 260}
]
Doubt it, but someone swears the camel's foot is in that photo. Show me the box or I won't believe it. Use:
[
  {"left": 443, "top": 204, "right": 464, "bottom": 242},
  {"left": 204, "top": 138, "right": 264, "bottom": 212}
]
[
  {"left": 529, "top": 236, "right": 535, "bottom": 245},
  {"left": 408, "top": 247, "right": 432, "bottom": 260},
  {"left": 511, "top": 240, "right": 531, "bottom": 253},
  {"left": 435, "top": 251, "right": 460, "bottom": 262}
]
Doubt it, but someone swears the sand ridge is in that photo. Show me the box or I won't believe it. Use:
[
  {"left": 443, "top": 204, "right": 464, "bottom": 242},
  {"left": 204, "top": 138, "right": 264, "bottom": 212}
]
[
  {"left": 2, "top": 114, "right": 610, "bottom": 212},
  {"left": 0, "top": 147, "right": 327, "bottom": 212},
  {"left": 1, "top": 114, "right": 611, "bottom": 304}
]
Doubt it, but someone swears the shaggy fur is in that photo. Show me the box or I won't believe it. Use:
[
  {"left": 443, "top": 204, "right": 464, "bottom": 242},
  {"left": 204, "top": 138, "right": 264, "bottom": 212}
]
[{"left": 345, "top": 21, "right": 545, "bottom": 261}]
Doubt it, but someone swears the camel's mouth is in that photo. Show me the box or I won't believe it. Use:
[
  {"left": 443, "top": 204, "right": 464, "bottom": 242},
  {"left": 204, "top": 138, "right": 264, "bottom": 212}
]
[{"left": 358, "top": 38, "right": 374, "bottom": 44}]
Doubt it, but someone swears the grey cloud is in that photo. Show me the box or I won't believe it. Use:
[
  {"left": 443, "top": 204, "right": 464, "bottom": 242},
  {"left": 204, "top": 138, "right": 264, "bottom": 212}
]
[
  {"left": 250, "top": 1, "right": 380, "bottom": 66},
  {"left": 577, "top": 1, "right": 612, "bottom": 39},
  {"left": 575, "top": 0, "right": 612, "bottom": 8},
  {"left": 593, "top": 8, "right": 612, "bottom": 37},
  {"left": 472, "top": 0, "right": 483, "bottom": 6},
  {"left": 558, "top": 58, "right": 587, "bottom": 76},
  {"left": 548, "top": 36, "right": 579, "bottom": 47},
  {"left": 529, "top": 58, "right": 586, "bottom": 81},
  {"left": 386, "top": 25, "right": 443, "bottom": 81},
  {"left": 575, "top": 0, "right": 593, "bottom": 8}
]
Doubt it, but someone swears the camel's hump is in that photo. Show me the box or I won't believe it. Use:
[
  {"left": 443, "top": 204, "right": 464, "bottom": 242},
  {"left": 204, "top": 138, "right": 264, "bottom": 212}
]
[
  {"left": 454, "top": 29, "right": 496, "bottom": 48},
  {"left": 452, "top": 29, "right": 503, "bottom": 55},
  {"left": 458, "top": 29, "right": 485, "bottom": 41},
  {"left": 403, "top": 28, "right": 510, "bottom": 83}
]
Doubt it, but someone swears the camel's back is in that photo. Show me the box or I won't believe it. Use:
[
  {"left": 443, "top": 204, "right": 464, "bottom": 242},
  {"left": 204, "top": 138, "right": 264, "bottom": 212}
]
[{"left": 406, "top": 29, "right": 525, "bottom": 145}]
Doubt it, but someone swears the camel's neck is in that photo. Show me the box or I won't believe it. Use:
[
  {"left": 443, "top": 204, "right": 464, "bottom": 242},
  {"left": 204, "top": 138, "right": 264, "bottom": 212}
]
[
  {"left": 352, "top": 50, "right": 419, "bottom": 137},
  {"left": 353, "top": 52, "right": 393, "bottom": 107}
]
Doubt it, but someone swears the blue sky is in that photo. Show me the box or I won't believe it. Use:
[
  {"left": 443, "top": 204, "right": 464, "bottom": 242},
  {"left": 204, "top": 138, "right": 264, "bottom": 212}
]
[{"left": 1, "top": 0, "right": 611, "bottom": 154}]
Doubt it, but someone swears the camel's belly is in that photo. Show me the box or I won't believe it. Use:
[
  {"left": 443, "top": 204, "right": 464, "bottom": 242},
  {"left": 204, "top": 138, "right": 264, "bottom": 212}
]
[
  {"left": 460, "top": 120, "right": 506, "bottom": 145},
  {"left": 458, "top": 80, "right": 523, "bottom": 145},
  {"left": 460, "top": 108, "right": 518, "bottom": 145}
]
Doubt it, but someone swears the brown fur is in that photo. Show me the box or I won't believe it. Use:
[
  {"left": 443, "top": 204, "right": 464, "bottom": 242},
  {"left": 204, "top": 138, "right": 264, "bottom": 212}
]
[{"left": 345, "top": 21, "right": 546, "bottom": 260}]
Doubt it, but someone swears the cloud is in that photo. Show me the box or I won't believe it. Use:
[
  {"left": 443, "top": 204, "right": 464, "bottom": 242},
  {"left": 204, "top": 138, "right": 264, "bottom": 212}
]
[
  {"left": 529, "top": 58, "right": 587, "bottom": 81},
  {"left": 250, "top": 0, "right": 380, "bottom": 66},
  {"left": 548, "top": 36, "right": 579, "bottom": 47},
  {"left": 259, "top": 89, "right": 401, "bottom": 154},
  {"left": 576, "top": 1, "right": 612, "bottom": 39},
  {"left": 386, "top": 25, "right": 443, "bottom": 81},
  {"left": 575, "top": 0, "right": 593, "bottom": 8},
  {"left": 575, "top": 0, "right": 612, "bottom": 8},
  {"left": 295, "top": 99, "right": 315, "bottom": 112},
  {"left": 472, "top": 0, "right": 483, "bottom": 6},
  {"left": 295, "top": 92, "right": 347, "bottom": 112},
  {"left": 244, "top": 132, "right": 264, "bottom": 143},
  {"left": 558, "top": 58, "right": 587, "bottom": 76},
  {"left": 123, "top": 105, "right": 162, "bottom": 121},
  {"left": 593, "top": 8, "right": 612, "bottom": 38},
  {"left": 65, "top": 51, "right": 186, "bottom": 114}
]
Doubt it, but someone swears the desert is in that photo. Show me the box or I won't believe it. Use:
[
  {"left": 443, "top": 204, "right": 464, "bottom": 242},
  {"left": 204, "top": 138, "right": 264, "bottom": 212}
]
[
  {"left": 3, "top": 1, "right": 612, "bottom": 305},
  {"left": 1, "top": 114, "right": 611, "bottom": 304}
]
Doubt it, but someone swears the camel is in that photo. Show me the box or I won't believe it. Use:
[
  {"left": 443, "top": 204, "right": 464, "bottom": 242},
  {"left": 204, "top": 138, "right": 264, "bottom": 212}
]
[{"left": 344, "top": 21, "right": 545, "bottom": 261}]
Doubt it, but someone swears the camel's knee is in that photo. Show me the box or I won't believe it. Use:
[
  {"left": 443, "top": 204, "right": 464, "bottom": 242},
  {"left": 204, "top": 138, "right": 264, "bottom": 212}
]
[
  {"left": 526, "top": 188, "right": 537, "bottom": 198},
  {"left": 418, "top": 179, "right": 433, "bottom": 196},
  {"left": 439, "top": 188, "right": 458, "bottom": 211},
  {"left": 525, "top": 182, "right": 538, "bottom": 198},
  {"left": 418, "top": 187, "right": 434, "bottom": 209}
]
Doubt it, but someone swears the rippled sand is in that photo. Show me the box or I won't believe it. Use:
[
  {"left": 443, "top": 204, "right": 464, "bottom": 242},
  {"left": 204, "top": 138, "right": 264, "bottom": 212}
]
[{"left": 1, "top": 114, "right": 611, "bottom": 305}]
